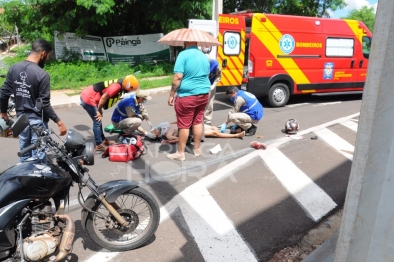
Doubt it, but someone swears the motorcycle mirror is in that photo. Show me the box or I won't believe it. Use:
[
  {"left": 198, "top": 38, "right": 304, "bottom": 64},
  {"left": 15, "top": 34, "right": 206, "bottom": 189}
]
[
  {"left": 35, "top": 98, "right": 43, "bottom": 111},
  {"left": 12, "top": 114, "right": 29, "bottom": 137}
]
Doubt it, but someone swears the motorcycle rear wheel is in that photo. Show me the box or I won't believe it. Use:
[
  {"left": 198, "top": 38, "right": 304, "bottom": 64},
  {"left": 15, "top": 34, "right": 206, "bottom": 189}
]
[{"left": 85, "top": 187, "right": 160, "bottom": 251}]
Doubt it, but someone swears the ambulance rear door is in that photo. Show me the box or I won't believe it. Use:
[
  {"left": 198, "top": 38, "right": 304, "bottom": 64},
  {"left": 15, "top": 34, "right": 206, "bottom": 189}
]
[
  {"left": 188, "top": 19, "right": 217, "bottom": 60},
  {"left": 217, "top": 14, "right": 246, "bottom": 87}
]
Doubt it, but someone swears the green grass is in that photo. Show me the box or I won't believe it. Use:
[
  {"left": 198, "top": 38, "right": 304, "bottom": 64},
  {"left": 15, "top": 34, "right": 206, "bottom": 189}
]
[{"left": 0, "top": 54, "right": 173, "bottom": 91}]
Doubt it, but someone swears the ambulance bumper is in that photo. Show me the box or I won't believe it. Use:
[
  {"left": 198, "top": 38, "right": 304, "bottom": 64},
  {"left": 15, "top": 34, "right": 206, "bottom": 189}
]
[{"left": 246, "top": 77, "right": 270, "bottom": 97}]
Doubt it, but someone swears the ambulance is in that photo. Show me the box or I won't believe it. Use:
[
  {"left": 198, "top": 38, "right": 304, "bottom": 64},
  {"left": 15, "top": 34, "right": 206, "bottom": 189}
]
[{"left": 189, "top": 11, "right": 372, "bottom": 107}]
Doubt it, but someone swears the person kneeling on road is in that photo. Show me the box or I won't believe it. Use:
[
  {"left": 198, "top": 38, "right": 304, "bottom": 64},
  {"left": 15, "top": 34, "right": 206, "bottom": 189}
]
[
  {"left": 219, "top": 86, "right": 264, "bottom": 136},
  {"left": 111, "top": 89, "right": 156, "bottom": 139}
]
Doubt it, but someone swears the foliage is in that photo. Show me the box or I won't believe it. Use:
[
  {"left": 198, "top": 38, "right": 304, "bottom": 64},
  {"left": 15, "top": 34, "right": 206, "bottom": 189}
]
[
  {"left": 342, "top": 6, "right": 375, "bottom": 32},
  {"left": 0, "top": 0, "right": 212, "bottom": 43},
  {"left": 223, "top": 0, "right": 346, "bottom": 17},
  {"left": 0, "top": 55, "right": 174, "bottom": 90},
  {"left": 0, "top": 0, "right": 348, "bottom": 45}
]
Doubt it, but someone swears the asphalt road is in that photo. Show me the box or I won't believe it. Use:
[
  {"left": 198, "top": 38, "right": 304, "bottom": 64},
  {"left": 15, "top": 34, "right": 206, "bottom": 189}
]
[{"left": 0, "top": 91, "right": 363, "bottom": 261}]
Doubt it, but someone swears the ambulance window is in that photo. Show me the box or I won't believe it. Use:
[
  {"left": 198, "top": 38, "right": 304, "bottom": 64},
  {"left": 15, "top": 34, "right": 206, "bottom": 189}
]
[
  {"left": 223, "top": 32, "right": 241, "bottom": 56},
  {"left": 362, "top": 36, "right": 371, "bottom": 59},
  {"left": 326, "top": 38, "right": 354, "bottom": 57},
  {"left": 201, "top": 32, "right": 214, "bottom": 54}
]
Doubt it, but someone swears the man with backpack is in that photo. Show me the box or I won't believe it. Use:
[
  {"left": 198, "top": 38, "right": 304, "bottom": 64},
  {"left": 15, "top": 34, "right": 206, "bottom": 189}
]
[{"left": 80, "top": 74, "right": 139, "bottom": 151}]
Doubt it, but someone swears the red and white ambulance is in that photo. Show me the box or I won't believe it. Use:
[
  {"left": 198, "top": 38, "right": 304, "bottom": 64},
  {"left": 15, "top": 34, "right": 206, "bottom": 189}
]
[{"left": 189, "top": 11, "right": 372, "bottom": 107}]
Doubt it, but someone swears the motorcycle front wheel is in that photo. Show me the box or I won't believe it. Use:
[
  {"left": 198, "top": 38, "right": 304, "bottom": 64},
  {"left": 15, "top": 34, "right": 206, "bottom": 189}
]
[{"left": 85, "top": 187, "right": 160, "bottom": 251}]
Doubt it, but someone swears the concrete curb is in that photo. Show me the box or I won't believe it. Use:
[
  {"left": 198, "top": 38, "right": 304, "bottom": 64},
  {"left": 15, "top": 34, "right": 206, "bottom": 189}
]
[
  {"left": 51, "top": 103, "right": 81, "bottom": 110},
  {"left": 302, "top": 231, "right": 338, "bottom": 262},
  {"left": 50, "top": 86, "right": 171, "bottom": 109}
]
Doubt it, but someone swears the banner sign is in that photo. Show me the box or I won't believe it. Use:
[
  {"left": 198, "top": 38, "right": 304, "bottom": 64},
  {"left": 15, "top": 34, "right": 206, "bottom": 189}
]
[
  {"left": 54, "top": 32, "right": 107, "bottom": 61},
  {"left": 103, "top": 33, "right": 170, "bottom": 65}
]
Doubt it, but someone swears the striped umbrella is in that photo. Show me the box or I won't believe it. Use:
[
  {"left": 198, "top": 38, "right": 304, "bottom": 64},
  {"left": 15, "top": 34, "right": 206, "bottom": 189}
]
[{"left": 158, "top": 28, "right": 220, "bottom": 47}]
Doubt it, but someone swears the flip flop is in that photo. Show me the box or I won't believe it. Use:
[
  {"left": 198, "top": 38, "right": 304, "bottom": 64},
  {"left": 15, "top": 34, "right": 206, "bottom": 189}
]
[{"left": 250, "top": 141, "right": 267, "bottom": 150}]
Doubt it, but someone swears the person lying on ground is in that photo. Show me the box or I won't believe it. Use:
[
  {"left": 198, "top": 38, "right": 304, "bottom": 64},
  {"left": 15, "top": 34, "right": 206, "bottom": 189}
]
[{"left": 151, "top": 122, "right": 245, "bottom": 145}]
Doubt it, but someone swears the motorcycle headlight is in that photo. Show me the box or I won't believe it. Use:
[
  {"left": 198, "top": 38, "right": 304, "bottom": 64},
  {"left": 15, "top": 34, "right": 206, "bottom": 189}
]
[
  {"left": 83, "top": 142, "right": 94, "bottom": 165},
  {"left": 65, "top": 129, "right": 86, "bottom": 152}
]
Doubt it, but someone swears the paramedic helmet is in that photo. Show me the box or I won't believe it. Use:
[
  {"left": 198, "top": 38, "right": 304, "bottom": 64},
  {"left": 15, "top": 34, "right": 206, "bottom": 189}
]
[
  {"left": 285, "top": 119, "right": 299, "bottom": 134},
  {"left": 122, "top": 74, "right": 140, "bottom": 92}
]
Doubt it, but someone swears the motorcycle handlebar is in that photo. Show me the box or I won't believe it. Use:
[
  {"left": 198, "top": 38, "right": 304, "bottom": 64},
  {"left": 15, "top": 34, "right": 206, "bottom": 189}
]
[{"left": 17, "top": 143, "right": 38, "bottom": 157}]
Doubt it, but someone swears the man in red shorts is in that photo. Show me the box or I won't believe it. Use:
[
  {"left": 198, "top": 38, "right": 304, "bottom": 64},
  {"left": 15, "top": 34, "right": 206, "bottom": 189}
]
[{"left": 167, "top": 41, "right": 210, "bottom": 161}]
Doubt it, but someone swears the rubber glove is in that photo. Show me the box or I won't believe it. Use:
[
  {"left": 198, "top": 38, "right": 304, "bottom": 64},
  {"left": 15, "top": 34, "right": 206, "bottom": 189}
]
[
  {"left": 145, "top": 131, "right": 156, "bottom": 139},
  {"left": 231, "top": 124, "right": 239, "bottom": 130},
  {"left": 219, "top": 123, "right": 227, "bottom": 133}
]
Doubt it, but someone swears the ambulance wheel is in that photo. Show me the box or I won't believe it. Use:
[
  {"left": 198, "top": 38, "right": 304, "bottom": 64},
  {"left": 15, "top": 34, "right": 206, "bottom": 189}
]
[{"left": 267, "top": 83, "right": 290, "bottom": 107}]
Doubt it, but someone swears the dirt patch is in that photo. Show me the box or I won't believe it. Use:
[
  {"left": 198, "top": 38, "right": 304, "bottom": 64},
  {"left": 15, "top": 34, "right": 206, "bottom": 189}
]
[{"left": 267, "top": 210, "right": 343, "bottom": 262}]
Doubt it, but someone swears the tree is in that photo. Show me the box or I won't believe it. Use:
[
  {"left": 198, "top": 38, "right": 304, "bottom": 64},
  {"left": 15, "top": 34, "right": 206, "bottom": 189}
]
[
  {"left": 0, "top": 0, "right": 348, "bottom": 44},
  {"left": 0, "top": 0, "right": 212, "bottom": 42},
  {"left": 223, "top": 0, "right": 346, "bottom": 17},
  {"left": 342, "top": 5, "right": 375, "bottom": 32}
]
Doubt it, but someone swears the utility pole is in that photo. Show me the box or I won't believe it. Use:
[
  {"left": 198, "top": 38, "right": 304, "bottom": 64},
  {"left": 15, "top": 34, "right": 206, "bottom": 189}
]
[
  {"left": 212, "top": 0, "right": 223, "bottom": 22},
  {"left": 334, "top": 0, "right": 394, "bottom": 261}
]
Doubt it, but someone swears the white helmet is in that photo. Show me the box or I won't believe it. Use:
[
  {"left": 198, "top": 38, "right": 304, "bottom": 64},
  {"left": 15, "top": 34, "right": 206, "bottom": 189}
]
[
  {"left": 0, "top": 118, "right": 13, "bottom": 131},
  {"left": 285, "top": 119, "right": 299, "bottom": 134}
]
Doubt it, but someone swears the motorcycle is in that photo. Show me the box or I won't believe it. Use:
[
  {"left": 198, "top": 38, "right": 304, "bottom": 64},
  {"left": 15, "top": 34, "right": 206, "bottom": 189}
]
[{"left": 0, "top": 99, "right": 160, "bottom": 261}]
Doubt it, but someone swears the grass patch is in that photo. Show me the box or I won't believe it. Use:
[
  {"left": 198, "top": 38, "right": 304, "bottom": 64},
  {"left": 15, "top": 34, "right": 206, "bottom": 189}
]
[
  {"left": 0, "top": 54, "right": 174, "bottom": 90},
  {"left": 139, "top": 76, "right": 172, "bottom": 90}
]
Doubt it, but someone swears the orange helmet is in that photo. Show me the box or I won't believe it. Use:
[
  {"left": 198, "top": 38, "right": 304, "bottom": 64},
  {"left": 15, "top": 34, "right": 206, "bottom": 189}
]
[{"left": 122, "top": 74, "right": 139, "bottom": 92}]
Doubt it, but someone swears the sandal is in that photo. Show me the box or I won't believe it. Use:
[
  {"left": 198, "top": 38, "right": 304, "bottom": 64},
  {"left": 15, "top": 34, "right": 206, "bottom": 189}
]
[
  {"left": 167, "top": 152, "right": 185, "bottom": 161},
  {"left": 193, "top": 149, "right": 201, "bottom": 157}
]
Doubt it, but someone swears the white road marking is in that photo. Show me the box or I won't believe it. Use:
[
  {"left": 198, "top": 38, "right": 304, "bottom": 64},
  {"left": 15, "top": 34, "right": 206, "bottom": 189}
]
[
  {"left": 340, "top": 119, "right": 358, "bottom": 132},
  {"left": 82, "top": 113, "right": 361, "bottom": 261},
  {"left": 314, "top": 128, "right": 355, "bottom": 160},
  {"left": 261, "top": 148, "right": 337, "bottom": 222},
  {"left": 312, "top": 102, "right": 342, "bottom": 107},
  {"left": 158, "top": 151, "right": 261, "bottom": 262},
  {"left": 83, "top": 250, "right": 120, "bottom": 262},
  {"left": 178, "top": 185, "right": 258, "bottom": 262},
  {"left": 287, "top": 103, "right": 309, "bottom": 108}
]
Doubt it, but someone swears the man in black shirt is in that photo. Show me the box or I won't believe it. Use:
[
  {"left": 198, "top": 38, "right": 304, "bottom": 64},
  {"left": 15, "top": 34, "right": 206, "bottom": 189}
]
[{"left": 0, "top": 39, "right": 67, "bottom": 161}]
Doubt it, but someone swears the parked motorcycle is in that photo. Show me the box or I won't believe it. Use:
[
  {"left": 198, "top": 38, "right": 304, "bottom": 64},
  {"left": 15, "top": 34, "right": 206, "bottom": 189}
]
[{"left": 0, "top": 99, "right": 160, "bottom": 261}]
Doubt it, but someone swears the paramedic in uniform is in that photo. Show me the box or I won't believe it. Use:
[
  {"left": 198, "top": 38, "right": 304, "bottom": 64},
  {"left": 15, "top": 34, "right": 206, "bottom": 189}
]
[
  {"left": 111, "top": 89, "right": 156, "bottom": 139},
  {"left": 219, "top": 86, "right": 263, "bottom": 136},
  {"left": 80, "top": 74, "right": 139, "bottom": 151},
  {"left": 202, "top": 48, "right": 222, "bottom": 125}
]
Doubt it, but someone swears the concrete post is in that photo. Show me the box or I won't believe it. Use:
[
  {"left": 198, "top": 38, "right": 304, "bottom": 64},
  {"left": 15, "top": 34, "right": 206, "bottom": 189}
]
[
  {"left": 212, "top": 0, "right": 223, "bottom": 22},
  {"left": 335, "top": 0, "right": 394, "bottom": 261}
]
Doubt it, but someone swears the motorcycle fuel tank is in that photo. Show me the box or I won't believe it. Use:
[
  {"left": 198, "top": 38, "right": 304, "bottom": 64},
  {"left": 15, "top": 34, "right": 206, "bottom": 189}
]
[{"left": 0, "top": 158, "right": 72, "bottom": 207}]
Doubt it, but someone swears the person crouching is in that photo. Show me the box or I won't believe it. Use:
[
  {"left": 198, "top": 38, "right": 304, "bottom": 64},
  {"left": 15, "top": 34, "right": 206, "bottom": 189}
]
[{"left": 111, "top": 89, "right": 156, "bottom": 139}]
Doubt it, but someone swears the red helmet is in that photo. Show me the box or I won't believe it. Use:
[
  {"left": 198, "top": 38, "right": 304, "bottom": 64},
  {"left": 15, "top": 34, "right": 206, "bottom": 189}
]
[
  {"left": 285, "top": 119, "right": 299, "bottom": 134},
  {"left": 122, "top": 74, "right": 139, "bottom": 92}
]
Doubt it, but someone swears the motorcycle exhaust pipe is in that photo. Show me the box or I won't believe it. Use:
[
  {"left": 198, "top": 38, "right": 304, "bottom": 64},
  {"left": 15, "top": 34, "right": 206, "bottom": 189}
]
[{"left": 53, "top": 214, "right": 75, "bottom": 261}]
